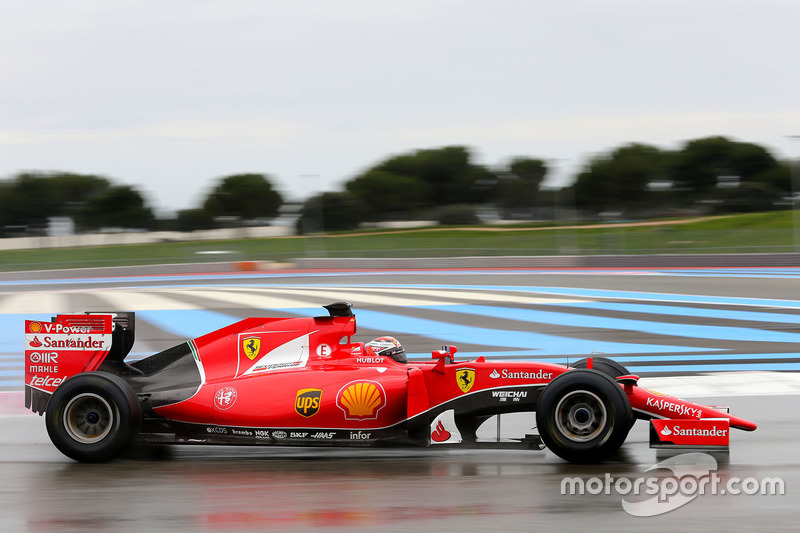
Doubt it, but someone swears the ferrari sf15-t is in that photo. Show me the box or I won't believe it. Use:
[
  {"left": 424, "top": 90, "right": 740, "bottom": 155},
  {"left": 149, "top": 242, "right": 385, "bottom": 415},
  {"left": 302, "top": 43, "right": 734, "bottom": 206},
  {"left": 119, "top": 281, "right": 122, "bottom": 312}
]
[{"left": 23, "top": 303, "right": 756, "bottom": 463}]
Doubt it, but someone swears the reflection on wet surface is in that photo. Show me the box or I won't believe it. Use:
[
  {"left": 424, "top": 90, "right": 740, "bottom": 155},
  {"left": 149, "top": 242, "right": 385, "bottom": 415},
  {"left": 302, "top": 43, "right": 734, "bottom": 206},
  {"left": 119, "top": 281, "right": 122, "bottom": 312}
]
[{"left": 1, "top": 396, "right": 797, "bottom": 532}]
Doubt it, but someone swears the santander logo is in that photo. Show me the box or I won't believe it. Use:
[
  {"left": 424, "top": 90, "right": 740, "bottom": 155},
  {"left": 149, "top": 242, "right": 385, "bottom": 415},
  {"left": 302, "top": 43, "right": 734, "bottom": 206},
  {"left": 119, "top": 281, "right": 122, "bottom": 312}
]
[
  {"left": 431, "top": 420, "right": 451, "bottom": 442},
  {"left": 661, "top": 426, "right": 673, "bottom": 436},
  {"left": 489, "top": 369, "right": 500, "bottom": 378}
]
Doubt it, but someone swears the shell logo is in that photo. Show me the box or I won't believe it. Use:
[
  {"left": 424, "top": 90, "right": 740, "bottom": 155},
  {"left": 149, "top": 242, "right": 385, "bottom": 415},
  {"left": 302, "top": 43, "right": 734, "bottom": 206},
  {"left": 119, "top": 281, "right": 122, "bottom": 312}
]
[
  {"left": 336, "top": 380, "right": 386, "bottom": 420},
  {"left": 29, "top": 322, "right": 42, "bottom": 333}
]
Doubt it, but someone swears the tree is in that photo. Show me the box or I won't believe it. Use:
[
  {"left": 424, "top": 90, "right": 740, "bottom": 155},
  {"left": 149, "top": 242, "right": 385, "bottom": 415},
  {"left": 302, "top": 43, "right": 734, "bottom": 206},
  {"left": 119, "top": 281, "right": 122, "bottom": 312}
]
[
  {"left": 757, "top": 162, "right": 792, "bottom": 193},
  {"left": 80, "top": 185, "right": 155, "bottom": 230},
  {"left": 495, "top": 158, "right": 548, "bottom": 211},
  {"left": 717, "top": 182, "right": 781, "bottom": 213},
  {"left": 295, "top": 192, "right": 362, "bottom": 234},
  {"left": 174, "top": 208, "right": 217, "bottom": 232},
  {"left": 573, "top": 144, "right": 668, "bottom": 212},
  {"left": 0, "top": 172, "right": 111, "bottom": 236},
  {"left": 672, "top": 136, "right": 780, "bottom": 193},
  {"left": 346, "top": 146, "right": 496, "bottom": 214},
  {"left": 345, "top": 170, "right": 430, "bottom": 221},
  {"left": 203, "top": 174, "right": 283, "bottom": 221},
  {"left": 508, "top": 157, "right": 547, "bottom": 184}
]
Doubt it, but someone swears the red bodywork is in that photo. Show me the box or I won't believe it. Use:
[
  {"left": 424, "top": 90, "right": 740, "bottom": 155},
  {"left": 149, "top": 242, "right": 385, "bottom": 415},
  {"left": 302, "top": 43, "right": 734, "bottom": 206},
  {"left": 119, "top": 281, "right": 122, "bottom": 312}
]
[{"left": 25, "top": 309, "right": 756, "bottom": 450}]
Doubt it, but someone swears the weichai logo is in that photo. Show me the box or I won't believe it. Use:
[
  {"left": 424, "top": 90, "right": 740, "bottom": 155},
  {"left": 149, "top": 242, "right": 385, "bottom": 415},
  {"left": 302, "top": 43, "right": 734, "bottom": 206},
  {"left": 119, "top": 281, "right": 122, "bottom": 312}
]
[{"left": 295, "top": 388, "right": 322, "bottom": 417}]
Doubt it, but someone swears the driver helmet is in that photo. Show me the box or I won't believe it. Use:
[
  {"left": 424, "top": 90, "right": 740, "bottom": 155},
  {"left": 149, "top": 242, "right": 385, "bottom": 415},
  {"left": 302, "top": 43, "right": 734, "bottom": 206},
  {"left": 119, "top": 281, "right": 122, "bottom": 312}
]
[{"left": 365, "top": 336, "right": 407, "bottom": 363}]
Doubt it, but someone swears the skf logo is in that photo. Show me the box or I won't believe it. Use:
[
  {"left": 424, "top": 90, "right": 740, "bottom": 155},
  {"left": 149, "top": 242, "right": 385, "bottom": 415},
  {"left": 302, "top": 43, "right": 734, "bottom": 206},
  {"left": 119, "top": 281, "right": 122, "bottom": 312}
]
[
  {"left": 337, "top": 380, "right": 386, "bottom": 420},
  {"left": 456, "top": 368, "right": 475, "bottom": 393},
  {"left": 295, "top": 388, "right": 322, "bottom": 417},
  {"left": 242, "top": 336, "right": 261, "bottom": 360}
]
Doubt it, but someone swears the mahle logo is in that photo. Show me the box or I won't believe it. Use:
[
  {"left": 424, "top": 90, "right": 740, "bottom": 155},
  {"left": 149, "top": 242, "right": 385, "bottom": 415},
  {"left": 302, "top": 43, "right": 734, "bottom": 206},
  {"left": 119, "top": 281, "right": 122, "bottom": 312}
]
[{"left": 295, "top": 388, "right": 322, "bottom": 417}]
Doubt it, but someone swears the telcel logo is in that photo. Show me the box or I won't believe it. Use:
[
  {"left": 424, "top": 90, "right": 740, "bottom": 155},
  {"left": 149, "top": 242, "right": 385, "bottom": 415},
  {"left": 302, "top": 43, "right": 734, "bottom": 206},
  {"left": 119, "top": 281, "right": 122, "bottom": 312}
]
[{"left": 29, "top": 375, "right": 64, "bottom": 388}]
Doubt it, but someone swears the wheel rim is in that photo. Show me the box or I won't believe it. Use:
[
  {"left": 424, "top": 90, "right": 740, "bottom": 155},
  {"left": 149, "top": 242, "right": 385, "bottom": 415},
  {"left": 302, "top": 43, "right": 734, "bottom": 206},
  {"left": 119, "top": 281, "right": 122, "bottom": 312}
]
[
  {"left": 63, "top": 393, "right": 115, "bottom": 444},
  {"left": 554, "top": 389, "right": 607, "bottom": 442}
]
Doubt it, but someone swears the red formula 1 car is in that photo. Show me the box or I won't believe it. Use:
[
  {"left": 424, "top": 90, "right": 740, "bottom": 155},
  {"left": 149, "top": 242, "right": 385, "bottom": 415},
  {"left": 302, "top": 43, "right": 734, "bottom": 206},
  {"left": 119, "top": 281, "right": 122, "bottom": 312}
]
[{"left": 24, "top": 303, "right": 756, "bottom": 463}]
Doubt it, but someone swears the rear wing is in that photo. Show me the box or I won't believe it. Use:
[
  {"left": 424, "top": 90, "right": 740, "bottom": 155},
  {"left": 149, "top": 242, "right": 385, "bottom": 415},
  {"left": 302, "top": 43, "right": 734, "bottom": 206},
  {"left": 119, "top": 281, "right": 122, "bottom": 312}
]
[{"left": 25, "top": 312, "right": 135, "bottom": 414}]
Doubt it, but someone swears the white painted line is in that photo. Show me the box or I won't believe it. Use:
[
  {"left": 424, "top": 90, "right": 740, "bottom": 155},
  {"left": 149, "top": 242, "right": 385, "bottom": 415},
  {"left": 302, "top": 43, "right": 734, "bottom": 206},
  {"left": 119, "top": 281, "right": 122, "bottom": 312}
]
[
  {"left": 170, "top": 288, "right": 310, "bottom": 310},
  {"left": 640, "top": 372, "right": 800, "bottom": 397},
  {"left": 264, "top": 287, "right": 453, "bottom": 307},
  {"left": 91, "top": 289, "right": 200, "bottom": 311},
  {"left": 339, "top": 286, "right": 585, "bottom": 305},
  {"left": 0, "top": 292, "right": 70, "bottom": 314}
]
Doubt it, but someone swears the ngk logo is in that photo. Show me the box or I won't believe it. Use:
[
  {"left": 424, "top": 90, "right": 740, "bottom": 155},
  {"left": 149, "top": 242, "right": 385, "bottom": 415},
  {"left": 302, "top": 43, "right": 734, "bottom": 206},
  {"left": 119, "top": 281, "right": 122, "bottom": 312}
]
[{"left": 29, "top": 352, "right": 58, "bottom": 364}]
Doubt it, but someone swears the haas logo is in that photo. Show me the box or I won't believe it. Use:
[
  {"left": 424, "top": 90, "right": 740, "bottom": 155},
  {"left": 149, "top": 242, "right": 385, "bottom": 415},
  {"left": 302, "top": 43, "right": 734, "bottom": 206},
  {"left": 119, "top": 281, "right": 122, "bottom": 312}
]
[{"left": 431, "top": 421, "right": 451, "bottom": 443}]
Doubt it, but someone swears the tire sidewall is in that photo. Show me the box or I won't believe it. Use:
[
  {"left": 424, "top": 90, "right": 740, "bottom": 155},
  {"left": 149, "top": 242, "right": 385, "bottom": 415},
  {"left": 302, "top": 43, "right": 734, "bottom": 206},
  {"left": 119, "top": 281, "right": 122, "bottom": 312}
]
[
  {"left": 536, "top": 369, "right": 632, "bottom": 463},
  {"left": 45, "top": 372, "right": 141, "bottom": 462}
]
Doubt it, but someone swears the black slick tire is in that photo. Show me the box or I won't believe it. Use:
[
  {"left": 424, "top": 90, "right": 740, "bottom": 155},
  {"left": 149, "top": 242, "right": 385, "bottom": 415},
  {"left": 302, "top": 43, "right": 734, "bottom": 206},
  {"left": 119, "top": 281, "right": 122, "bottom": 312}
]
[{"left": 45, "top": 372, "right": 141, "bottom": 463}]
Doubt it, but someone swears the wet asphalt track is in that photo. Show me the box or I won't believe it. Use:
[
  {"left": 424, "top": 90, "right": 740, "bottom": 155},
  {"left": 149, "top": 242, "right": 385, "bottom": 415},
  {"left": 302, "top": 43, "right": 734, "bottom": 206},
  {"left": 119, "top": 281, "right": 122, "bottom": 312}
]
[{"left": 1, "top": 268, "right": 799, "bottom": 531}]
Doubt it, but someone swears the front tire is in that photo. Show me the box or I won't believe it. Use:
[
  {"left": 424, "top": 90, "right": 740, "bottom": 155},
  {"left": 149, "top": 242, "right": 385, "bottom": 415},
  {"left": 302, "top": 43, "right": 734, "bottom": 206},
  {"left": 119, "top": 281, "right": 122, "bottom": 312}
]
[
  {"left": 536, "top": 369, "right": 632, "bottom": 463},
  {"left": 572, "top": 356, "right": 630, "bottom": 378},
  {"left": 45, "top": 372, "right": 141, "bottom": 463}
]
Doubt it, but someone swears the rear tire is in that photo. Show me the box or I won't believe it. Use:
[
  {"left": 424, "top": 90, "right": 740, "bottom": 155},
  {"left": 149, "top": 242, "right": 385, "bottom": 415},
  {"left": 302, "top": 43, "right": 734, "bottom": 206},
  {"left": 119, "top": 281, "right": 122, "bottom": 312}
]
[
  {"left": 45, "top": 372, "right": 141, "bottom": 463},
  {"left": 536, "top": 369, "right": 632, "bottom": 463}
]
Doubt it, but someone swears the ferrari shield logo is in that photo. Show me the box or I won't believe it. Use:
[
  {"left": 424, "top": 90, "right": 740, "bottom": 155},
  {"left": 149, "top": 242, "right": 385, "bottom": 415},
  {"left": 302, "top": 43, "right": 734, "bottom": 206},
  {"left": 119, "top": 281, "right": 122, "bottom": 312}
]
[
  {"left": 242, "top": 336, "right": 261, "bottom": 360},
  {"left": 456, "top": 368, "right": 475, "bottom": 393}
]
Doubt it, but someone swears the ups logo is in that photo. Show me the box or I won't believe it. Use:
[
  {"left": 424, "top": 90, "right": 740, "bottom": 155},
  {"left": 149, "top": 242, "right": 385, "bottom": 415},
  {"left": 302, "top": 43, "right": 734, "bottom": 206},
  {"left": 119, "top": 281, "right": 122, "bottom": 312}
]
[{"left": 295, "top": 389, "right": 322, "bottom": 417}]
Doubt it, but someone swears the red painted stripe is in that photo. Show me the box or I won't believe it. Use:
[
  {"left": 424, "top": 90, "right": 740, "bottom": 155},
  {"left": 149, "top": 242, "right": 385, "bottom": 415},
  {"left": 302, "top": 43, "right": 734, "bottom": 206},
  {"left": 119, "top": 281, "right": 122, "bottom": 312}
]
[{"left": 0, "top": 392, "right": 34, "bottom": 416}]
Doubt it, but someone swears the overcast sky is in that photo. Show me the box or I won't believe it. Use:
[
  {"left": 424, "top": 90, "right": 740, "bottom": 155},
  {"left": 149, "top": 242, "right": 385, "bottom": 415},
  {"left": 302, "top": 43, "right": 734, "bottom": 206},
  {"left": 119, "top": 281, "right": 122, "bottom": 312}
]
[{"left": 1, "top": 0, "right": 799, "bottom": 214}]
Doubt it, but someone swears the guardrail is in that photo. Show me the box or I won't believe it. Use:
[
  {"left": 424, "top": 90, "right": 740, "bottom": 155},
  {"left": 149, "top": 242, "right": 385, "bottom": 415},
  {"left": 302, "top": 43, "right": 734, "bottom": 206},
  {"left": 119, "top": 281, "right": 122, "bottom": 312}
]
[{"left": 0, "top": 253, "right": 798, "bottom": 281}]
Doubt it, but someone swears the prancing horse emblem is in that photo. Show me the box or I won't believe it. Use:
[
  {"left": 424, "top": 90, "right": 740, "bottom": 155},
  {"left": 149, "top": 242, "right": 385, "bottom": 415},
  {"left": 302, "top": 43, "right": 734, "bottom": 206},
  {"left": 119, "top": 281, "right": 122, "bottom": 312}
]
[
  {"left": 457, "top": 368, "right": 475, "bottom": 393},
  {"left": 242, "top": 336, "right": 261, "bottom": 360}
]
